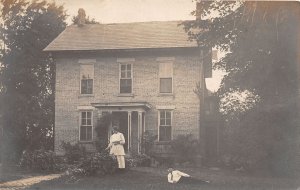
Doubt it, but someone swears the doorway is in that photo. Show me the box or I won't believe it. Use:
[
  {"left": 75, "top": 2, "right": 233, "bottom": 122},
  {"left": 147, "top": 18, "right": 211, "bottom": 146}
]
[{"left": 112, "top": 112, "right": 128, "bottom": 152}]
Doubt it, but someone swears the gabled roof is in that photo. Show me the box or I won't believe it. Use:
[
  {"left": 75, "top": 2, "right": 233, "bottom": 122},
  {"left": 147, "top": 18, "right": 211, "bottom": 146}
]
[{"left": 44, "top": 20, "right": 198, "bottom": 51}]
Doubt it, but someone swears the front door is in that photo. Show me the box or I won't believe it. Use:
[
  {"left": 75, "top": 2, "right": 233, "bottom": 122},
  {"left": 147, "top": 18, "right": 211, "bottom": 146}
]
[{"left": 112, "top": 112, "right": 128, "bottom": 152}]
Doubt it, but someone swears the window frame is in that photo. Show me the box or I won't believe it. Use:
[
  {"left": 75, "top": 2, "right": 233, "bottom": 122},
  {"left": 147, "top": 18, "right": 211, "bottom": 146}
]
[
  {"left": 79, "top": 110, "right": 93, "bottom": 142},
  {"left": 158, "top": 109, "right": 173, "bottom": 142},
  {"left": 80, "top": 63, "right": 94, "bottom": 95},
  {"left": 119, "top": 63, "right": 133, "bottom": 94},
  {"left": 158, "top": 62, "right": 173, "bottom": 94}
]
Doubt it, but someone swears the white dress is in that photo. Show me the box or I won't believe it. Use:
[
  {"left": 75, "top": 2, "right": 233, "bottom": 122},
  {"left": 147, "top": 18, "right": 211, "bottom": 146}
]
[{"left": 109, "top": 132, "right": 125, "bottom": 156}]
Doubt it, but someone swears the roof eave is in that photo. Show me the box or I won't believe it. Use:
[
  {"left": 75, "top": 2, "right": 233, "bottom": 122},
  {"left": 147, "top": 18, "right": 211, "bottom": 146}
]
[{"left": 43, "top": 46, "right": 199, "bottom": 52}]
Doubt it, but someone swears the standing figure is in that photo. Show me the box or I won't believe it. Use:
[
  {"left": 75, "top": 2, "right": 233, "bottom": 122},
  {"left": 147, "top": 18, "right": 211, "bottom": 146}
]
[{"left": 105, "top": 126, "right": 126, "bottom": 170}]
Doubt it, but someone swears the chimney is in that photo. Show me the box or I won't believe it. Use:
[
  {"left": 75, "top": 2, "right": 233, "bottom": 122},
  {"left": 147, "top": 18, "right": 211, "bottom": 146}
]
[{"left": 77, "top": 8, "right": 86, "bottom": 27}]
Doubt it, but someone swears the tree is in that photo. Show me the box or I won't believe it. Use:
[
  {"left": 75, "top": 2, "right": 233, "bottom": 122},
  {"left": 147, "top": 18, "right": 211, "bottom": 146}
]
[
  {"left": 0, "top": 0, "right": 67, "bottom": 163},
  {"left": 183, "top": 1, "right": 300, "bottom": 174}
]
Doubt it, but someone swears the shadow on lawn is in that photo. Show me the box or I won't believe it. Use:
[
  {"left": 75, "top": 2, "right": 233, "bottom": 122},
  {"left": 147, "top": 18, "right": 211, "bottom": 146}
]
[{"left": 24, "top": 168, "right": 300, "bottom": 190}]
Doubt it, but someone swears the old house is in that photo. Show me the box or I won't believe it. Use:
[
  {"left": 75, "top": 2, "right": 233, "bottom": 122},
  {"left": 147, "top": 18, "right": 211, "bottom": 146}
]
[{"left": 44, "top": 15, "right": 212, "bottom": 157}]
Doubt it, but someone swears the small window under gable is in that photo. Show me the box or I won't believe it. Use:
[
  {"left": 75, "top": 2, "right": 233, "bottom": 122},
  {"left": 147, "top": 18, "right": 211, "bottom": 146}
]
[
  {"left": 80, "top": 64, "right": 94, "bottom": 94},
  {"left": 159, "top": 62, "right": 173, "bottom": 93}
]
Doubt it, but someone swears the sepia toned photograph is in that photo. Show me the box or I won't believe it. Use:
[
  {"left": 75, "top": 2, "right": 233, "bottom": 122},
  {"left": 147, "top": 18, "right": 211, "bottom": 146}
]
[{"left": 0, "top": 0, "right": 300, "bottom": 189}]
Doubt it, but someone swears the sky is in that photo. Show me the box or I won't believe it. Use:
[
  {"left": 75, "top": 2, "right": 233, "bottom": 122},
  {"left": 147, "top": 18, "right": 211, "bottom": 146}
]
[{"left": 53, "top": 0, "right": 224, "bottom": 92}]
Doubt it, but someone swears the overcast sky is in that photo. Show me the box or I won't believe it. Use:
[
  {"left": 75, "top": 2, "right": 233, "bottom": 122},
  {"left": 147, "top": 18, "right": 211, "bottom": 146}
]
[
  {"left": 53, "top": 0, "right": 224, "bottom": 91},
  {"left": 54, "top": 0, "right": 196, "bottom": 23}
]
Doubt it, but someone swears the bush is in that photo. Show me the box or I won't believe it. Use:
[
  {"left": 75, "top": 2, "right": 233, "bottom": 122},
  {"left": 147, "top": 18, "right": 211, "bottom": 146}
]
[
  {"left": 151, "top": 156, "right": 175, "bottom": 167},
  {"left": 70, "top": 152, "right": 118, "bottom": 176},
  {"left": 19, "top": 149, "right": 60, "bottom": 171},
  {"left": 127, "top": 154, "right": 151, "bottom": 167},
  {"left": 170, "top": 134, "right": 200, "bottom": 165},
  {"left": 61, "top": 142, "right": 86, "bottom": 164},
  {"left": 141, "top": 131, "right": 157, "bottom": 156}
]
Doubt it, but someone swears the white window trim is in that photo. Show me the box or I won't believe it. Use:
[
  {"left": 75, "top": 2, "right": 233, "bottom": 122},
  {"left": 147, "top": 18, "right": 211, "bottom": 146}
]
[
  {"left": 117, "top": 58, "right": 135, "bottom": 62},
  {"left": 79, "top": 62, "right": 95, "bottom": 95},
  {"left": 157, "top": 109, "right": 173, "bottom": 142},
  {"left": 156, "top": 57, "right": 175, "bottom": 61},
  {"left": 158, "top": 61, "right": 174, "bottom": 94},
  {"left": 79, "top": 110, "right": 93, "bottom": 142},
  {"left": 119, "top": 62, "right": 133, "bottom": 94},
  {"left": 156, "top": 105, "right": 176, "bottom": 110},
  {"left": 76, "top": 106, "right": 95, "bottom": 110},
  {"left": 78, "top": 59, "right": 96, "bottom": 64}
]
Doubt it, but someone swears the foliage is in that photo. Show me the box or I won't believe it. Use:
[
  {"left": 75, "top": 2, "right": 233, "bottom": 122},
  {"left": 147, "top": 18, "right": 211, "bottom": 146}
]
[
  {"left": 127, "top": 154, "right": 151, "bottom": 167},
  {"left": 74, "top": 152, "right": 118, "bottom": 176},
  {"left": 94, "top": 113, "right": 112, "bottom": 151},
  {"left": 0, "top": 0, "right": 67, "bottom": 162},
  {"left": 141, "top": 131, "right": 157, "bottom": 156},
  {"left": 19, "top": 149, "right": 61, "bottom": 171},
  {"left": 170, "top": 134, "right": 200, "bottom": 164},
  {"left": 61, "top": 142, "right": 87, "bottom": 164},
  {"left": 183, "top": 1, "right": 299, "bottom": 174}
]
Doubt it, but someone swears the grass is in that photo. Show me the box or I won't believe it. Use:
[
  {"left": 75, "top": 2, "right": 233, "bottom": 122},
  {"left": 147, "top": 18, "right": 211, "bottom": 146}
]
[
  {"left": 23, "top": 167, "right": 300, "bottom": 190},
  {"left": 0, "top": 165, "right": 42, "bottom": 183}
]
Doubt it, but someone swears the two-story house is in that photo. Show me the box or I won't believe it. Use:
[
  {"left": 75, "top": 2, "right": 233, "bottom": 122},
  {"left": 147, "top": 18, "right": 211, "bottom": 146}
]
[{"left": 44, "top": 18, "right": 212, "bottom": 157}]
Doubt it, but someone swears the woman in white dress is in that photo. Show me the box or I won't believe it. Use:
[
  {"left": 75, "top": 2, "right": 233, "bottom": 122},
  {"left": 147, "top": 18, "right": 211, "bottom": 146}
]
[{"left": 105, "top": 126, "right": 126, "bottom": 170}]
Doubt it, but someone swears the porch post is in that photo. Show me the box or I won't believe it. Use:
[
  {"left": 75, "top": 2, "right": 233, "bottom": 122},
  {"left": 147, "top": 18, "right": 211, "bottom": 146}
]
[
  {"left": 108, "top": 111, "right": 112, "bottom": 143},
  {"left": 138, "top": 111, "right": 143, "bottom": 154},
  {"left": 127, "top": 111, "right": 132, "bottom": 152},
  {"left": 143, "top": 112, "right": 146, "bottom": 133},
  {"left": 142, "top": 112, "right": 146, "bottom": 153}
]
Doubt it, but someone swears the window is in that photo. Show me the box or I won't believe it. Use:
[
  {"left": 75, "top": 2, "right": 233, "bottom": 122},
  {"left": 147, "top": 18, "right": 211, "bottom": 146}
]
[
  {"left": 120, "top": 63, "right": 132, "bottom": 93},
  {"left": 80, "top": 64, "right": 94, "bottom": 94},
  {"left": 159, "top": 62, "right": 173, "bottom": 93},
  {"left": 159, "top": 110, "right": 172, "bottom": 141},
  {"left": 80, "top": 111, "right": 93, "bottom": 141}
]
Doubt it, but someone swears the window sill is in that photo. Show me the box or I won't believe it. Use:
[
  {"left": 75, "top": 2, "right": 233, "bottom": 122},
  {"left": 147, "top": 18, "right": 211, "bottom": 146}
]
[
  {"left": 79, "top": 94, "right": 94, "bottom": 98},
  {"left": 117, "top": 93, "right": 134, "bottom": 97},
  {"left": 79, "top": 140, "right": 94, "bottom": 144},
  {"left": 157, "top": 93, "right": 174, "bottom": 97}
]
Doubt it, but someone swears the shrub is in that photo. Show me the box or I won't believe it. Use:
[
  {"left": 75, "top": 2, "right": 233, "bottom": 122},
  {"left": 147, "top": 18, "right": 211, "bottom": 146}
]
[
  {"left": 141, "top": 131, "right": 157, "bottom": 156},
  {"left": 19, "top": 149, "right": 59, "bottom": 171},
  {"left": 151, "top": 156, "right": 175, "bottom": 167},
  {"left": 170, "top": 134, "right": 200, "bottom": 165},
  {"left": 127, "top": 154, "right": 151, "bottom": 167},
  {"left": 74, "top": 152, "right": 118, "bottom": 176},
  {"left": 61, "top": 142, "right": 86, "bottom": 164},
  {"left": 94, "top": 113, "right": 112, "bottom": 152}
]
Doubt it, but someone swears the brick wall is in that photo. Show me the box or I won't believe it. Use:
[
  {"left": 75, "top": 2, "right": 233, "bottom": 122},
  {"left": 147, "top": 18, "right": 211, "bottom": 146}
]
[{"left": 54, "top": 49, "right": 204, "bottom": 155}]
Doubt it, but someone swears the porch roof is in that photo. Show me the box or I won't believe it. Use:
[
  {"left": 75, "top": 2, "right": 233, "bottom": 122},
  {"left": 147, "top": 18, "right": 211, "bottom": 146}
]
[{"left": 91, "top": 101, "right": 152, "bottom": 111}]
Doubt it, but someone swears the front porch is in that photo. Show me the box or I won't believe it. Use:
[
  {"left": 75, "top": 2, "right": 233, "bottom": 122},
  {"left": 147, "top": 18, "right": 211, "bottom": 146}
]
[{"left": 91, "top": 102, "right": 151, "bottom": 154}]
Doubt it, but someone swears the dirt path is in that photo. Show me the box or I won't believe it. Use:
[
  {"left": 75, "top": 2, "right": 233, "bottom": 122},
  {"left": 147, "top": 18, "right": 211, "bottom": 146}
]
[{"left": 0, "top": 174, "right": 62, "bottom": 190}]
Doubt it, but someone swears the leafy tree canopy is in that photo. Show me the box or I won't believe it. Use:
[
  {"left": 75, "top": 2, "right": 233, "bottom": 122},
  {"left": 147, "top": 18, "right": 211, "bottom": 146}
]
[
  {"left": 0, "top": 0, "right": 67, "bottom": 162},
  {"left": 184, "top": 1, "right": 300, "bottom": 174}
]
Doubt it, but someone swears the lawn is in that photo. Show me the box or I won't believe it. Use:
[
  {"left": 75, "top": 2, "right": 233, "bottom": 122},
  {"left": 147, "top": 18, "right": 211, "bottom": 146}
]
[{"left": 22, "top": 167, "right": 300, "bottom": 190}]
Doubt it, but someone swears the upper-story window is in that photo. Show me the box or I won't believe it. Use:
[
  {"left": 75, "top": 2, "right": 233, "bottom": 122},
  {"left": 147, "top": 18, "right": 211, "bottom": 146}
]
[
  {"left": 80, "top": 64, "right": 94, "bottom": 94},
  {"left": 159, "top": 62, "right": 173, "bottom": 93},
  {"left": 120, "top": 63, "right": 132, "bottom": 94}
]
